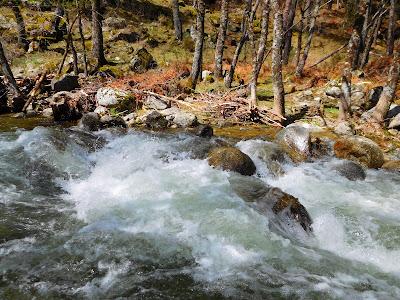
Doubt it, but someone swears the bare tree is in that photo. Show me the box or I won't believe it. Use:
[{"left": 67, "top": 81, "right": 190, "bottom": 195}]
[
  {"left": 282, "top": 0, "right": 297, "bottom": 65},
  {"left": 8, "top": 0, "right": 28, "bottom": 51},
  {"left": 372, "top": 48, "right": 399, "bottom": 123},
  {"left": 77, "top": 3, "right": 88, "bottom": 77},
  {"left": 387, "top": 0, "right": 396, "bottom": 56},
  {"left": 0, "top": 39, "right": 20, "bottom": 95},
  {"left": 295, "top": 0, "right": 322, "bottom": 77},
  {"left": 92, "top": 0, "right": 107, "bottom": 69},
  {"left": 249, "top": 0, "right": 270, "bottom": 109},
  {"left": 225, "top": 0, "right": 252, "bottom": 88},
  {"left": 270, "top": 0, "right": 285, "bottom": 118},
  {"left": 190, "top": 0, "right": 205, "bottom": 90},
  {"left": 214, "top": 0, "right": 229, "bottom": 79},
  {"left": 171, "top": 0, "right": 183, "bottom": 41}
]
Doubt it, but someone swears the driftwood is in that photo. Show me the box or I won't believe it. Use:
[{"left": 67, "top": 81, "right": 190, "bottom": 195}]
[{"left": 22, "top": 71, "right": 47, "bottom": 112}]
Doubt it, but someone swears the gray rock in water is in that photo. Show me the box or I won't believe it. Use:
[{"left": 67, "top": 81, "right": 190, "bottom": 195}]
[
  {"left": 332, "top": 160, "right": 366, "bottom": 181},
  {"left": 229, "top": 174, "right": 313, "bottom": 233},
  {"left": 78, "top": 112, "right": 100, "bottom": 131},
  {"left": 196, "top": 124, "right": 213, "bottom": 138},
  {"left": 51, "top": 74, "right": 80, "bottom": 92},
  {"left": 275, "top": 124, "right": 311, "bottom": 162},
  {"left": 99, "top": 115, "right": 127, "bottom": 128},
  {"left": 144, "top": 95, "right": 169, "bottom": 110}
]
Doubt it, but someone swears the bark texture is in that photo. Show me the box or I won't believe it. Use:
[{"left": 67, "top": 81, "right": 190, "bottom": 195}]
[
  {"left": 214, "top": 0, "right": 229, "bottom": 78},
  {"left": 92, "top": 0, "right": 107, "bottom": 68},
  {"left": 270, "top": 0, "right": 285, "bottom": 118},
  {"left": 387, "top": 0, "right": 396, "bottom": 56},
  {"left": 190, "top": 0, "right": 205, "bottom": 90},
  {"left": 171, "top": 0, "right": 183, "bottom": 41},
  {"left": 0, "top": 40, "right": 20, "bottom": 95},
  {"left": 9, "top": 0, "right": 28, "bottom": 51}
]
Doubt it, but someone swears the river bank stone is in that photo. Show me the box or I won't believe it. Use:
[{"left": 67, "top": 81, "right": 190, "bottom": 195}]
[
  {"left": 78, "top": 112, "right": 100, "bottom": 131},
  {"left": 95, "top": 87, "right": 129, "bottom": 107},
  {"left": 333, "top": 136, "right": 384, "bottom": 168},
  {"left": 48, "top": 91, "right": 82, "bottom": 121},
  {"left": 208, "top": 146, "right": 256, "bottom": 176},
  {"left": 382, "top": 160, "right": 400, "bottom": 171},
  {"left": 51, "top": 74, "right": 80, "bottom": 92}
]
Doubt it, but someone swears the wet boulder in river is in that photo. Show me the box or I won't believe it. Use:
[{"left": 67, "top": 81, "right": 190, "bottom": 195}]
[
  {"left": 333, "top": 136, "right": 384, "bottom": 168},
  {"left": 332, "top": 160, "right": 366, "bottom": 181},
  {"left": 208, "top": 146, "right": 256, "bottom": 176},
  {"left": 229, "top": 175, "right": 312, "bottom": 233},
  {"left": 275, "top": 124, "right": 311, "bottom": 162},
  {"left": 78, "top": 112, "right": 101, "bottom": 131}
]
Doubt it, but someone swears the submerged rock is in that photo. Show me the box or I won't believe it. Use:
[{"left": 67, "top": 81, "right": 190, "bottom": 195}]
[
  {"left": 208, "top": 146, "right": 256, "bottom": 176},
  {"left": 333, "top": 136, "right": 384, "bottom": 169},
  {"left": 332, "top": 160, "right": 366, "bottom": 181},
  {"left": 196, "top": 124, "right": 213, "bottom": 138},
  {"left": 229, "top": 175, "right": 312, "bottom": 233},
  {"left": 99, "top": 115, "right": 127, "bottom": 129},
  {"left": 78, "top": 112, "right": 101, "bottom": 131}
]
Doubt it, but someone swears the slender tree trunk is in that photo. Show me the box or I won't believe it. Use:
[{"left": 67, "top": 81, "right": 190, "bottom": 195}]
[
  {"left": 255, "top": 0, "right": 270, "bottom": 79},
  {"left": 78, "top": 12, "right": 88, "bottom": 77},
  {"left": 70, "top": 36, "right": 79, "bottom": 75},
  {"left": 0, "top": 40, "right": 20, "bottom": 95},
  {"left": 171, "top": 0, "right": 183, "bottom": 41},
  {"left": 282, "top": 0, "right": 297, "bottom": 65},
  {"left": 271, "top": 0, "right": 285, "bottom": 119},
  {"left": 387, "top": 0, "right": 396, "bottom": 56},
  {"left": 295, "top": 3, "right": 305, "bottom": 68},
  {"left": 225, "top": 0, "right": 252, "bottom": 88},
  {"left": 295, "top": 0, "right": 322, "bottom": 77},
  {"left": 372, "top": 49, "right": 400, "bottom": 123},
  {"left": 359, "top": 10, "right": 385, "bottom": 69},
  {"left": 248, "top": 0, "right": 262, "bottom": 109},
  {"left": 9, "top": 1, "right": 28, "bottom": 51},
  {"left": 190, "top": 0, "right": 205, "bottom": 90},
  {"left": 214, "top": 0, "right": 229, "bottom": 78},
  {"left": 92, "top": 0, "right": 107, "bottom": 69}
]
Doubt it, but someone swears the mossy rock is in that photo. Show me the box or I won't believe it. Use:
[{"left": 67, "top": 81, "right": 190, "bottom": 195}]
[
  {"left": 208, "top": 146, "right": 256, "bottom": 176},
  {"left": 333, "top": 136, "right": 384, "bottom": 169},
  {"left": 130, "top": 48, "right": 157, "bottom": 73}
]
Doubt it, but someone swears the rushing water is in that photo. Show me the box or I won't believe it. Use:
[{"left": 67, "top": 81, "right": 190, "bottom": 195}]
[{"left": 0, "top": 125, "right": 400, "bottom": 299}]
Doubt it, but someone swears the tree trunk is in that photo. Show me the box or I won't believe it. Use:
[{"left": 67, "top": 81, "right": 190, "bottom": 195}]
[
  {"left": 255, "top": 0, "right": 270, "bottom": 79},
  {"left": 78, "top": 11, "right": 88, "bottom": 77},
  {"left": 270, "top": 0, "right": 285, "bottom": 119},
  {"left": 0, "top": 40, "right": 20, "bottom": 95},
  {"left": 190, "top": 0, "right": 205, "bottom": 90},
  {"left": 214, "top": 0, "right": 229, "bottom": 78},
  {"left": 295, "top": 3, "right": 305, "bottom": 68},
  {"left": 387, "top": 0, "right": 396, "bottom": 56},
  {"left": 171, "top": 0, "right": 183, "bottom": 41},
  {"left": 295, "top": 0, "right": 322, "bottom": 77},
  {"left": 70, "top": 35, "right": 79, "bottom": 75},
  {"left": 9, "top": 1, "right": 28, "bottom": 51},
  {"left": 372, "top": 49, "right": 400, "bottom": 123},
  {"left": 225, "top": 0, "right": 252, "bottom": 88},
  {"left": 92, "top": 0, "right": 107, "bottom": 69},
  {"left": 248, "top": 0, "right": 262, "bottom": 109},
  {"left": 282, "top": 0, "right": 297, "bottom": 65}
]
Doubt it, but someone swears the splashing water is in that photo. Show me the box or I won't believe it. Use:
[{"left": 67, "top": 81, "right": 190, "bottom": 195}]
[{"left": 0, "top": 127, "right": 399, "bottom": 299}]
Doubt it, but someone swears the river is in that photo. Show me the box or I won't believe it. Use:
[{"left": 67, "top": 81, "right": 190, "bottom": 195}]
[{"left": 0, "top": 124, "right": 399, "bottom": 299}]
